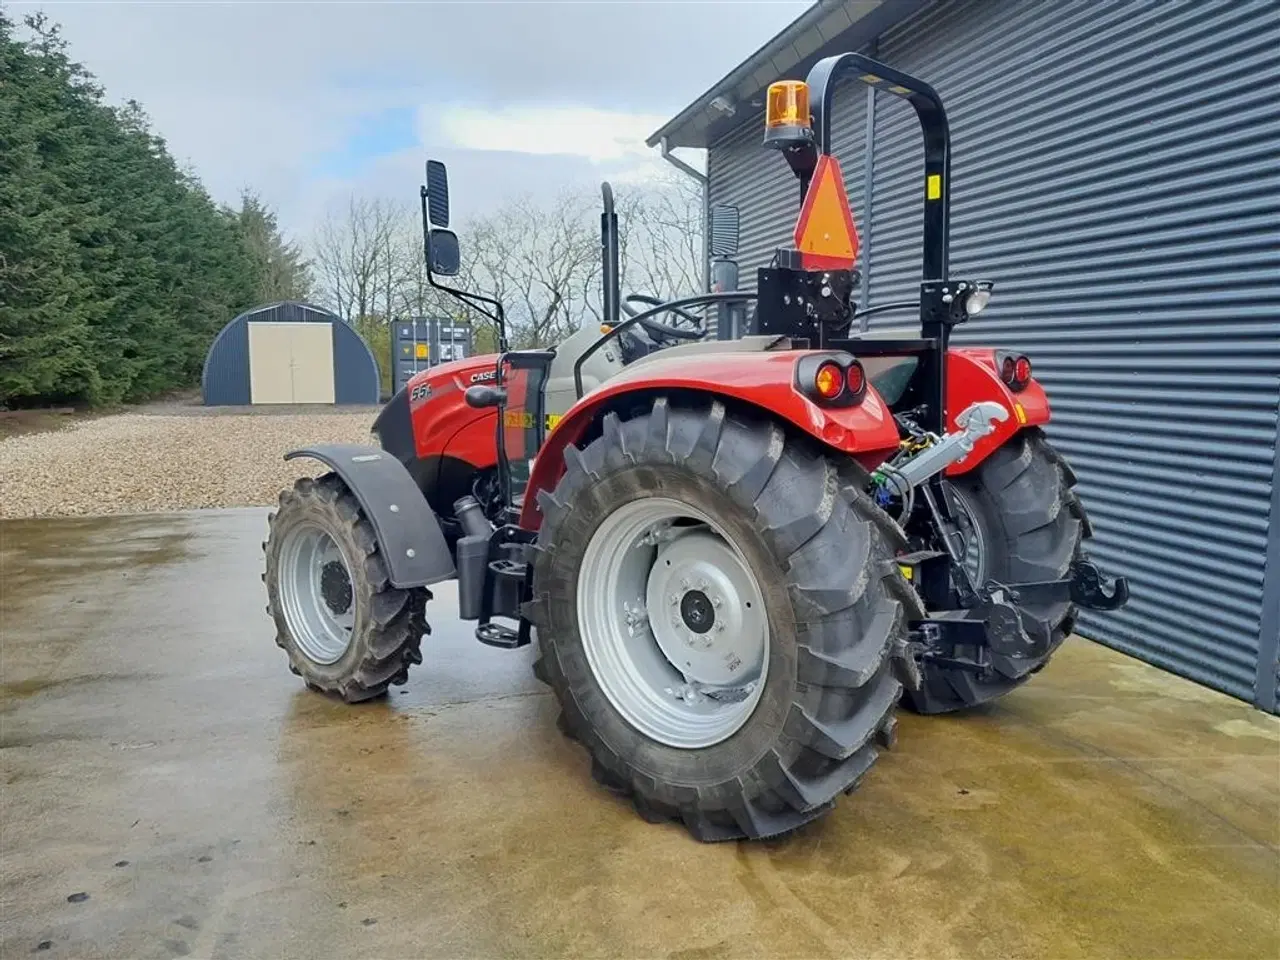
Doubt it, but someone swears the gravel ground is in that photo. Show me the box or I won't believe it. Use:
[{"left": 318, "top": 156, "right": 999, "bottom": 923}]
[{"left": 0, "top": 408, "right": 380, "bottom": 519}]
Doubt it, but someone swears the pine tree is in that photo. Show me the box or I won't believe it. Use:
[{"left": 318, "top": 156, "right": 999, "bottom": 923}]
[
  {"left": 0, "top": 8, "right": 271, "bottom": 407},
  {"left": 231, "top": 189, "right": 314, "bottom": 304}
]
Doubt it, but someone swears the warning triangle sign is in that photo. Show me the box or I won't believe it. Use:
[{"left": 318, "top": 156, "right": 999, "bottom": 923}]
[{"left": 792, "top": 154, "right": 860, "bottom": 269}]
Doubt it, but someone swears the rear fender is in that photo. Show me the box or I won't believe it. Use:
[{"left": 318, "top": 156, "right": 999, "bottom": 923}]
[
  {"left": 945, "top": 349, "right": 1050, "bottom": 476},
  {"left": 517, "top": 350, "right": 900, "bottom": 531},
  {"left": 284, "top": 444, "right": 456, "bottom": 588}
]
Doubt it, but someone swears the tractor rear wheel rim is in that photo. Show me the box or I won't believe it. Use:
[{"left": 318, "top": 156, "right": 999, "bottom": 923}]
[
  {"left": 578, "top": 497, "right": 769, "bottom": 749},
  {"left": 278, "top": 523, "right": 355, "bottom": 665},
  {"left": 948, "top": 485, "right": 988, "bottom": 589}
]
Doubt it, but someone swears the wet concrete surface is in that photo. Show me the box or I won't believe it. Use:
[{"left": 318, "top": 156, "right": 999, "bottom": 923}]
[{"left": 1, "top": 509, "right": 1277, "bottom": 959}]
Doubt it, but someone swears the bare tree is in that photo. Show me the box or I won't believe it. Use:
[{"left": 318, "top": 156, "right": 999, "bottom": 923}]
[
  {"left": 308, "top": 172, "right": 705, "bottom": 356},
  {"left": 311, "top": 196, "right": 401, "bottom": 328},
  {"left": 619, "top": 173, "right": 704, "bottom": 302},
  {"left": 464, "top": 191, "right": 601, "bottom": 348}
]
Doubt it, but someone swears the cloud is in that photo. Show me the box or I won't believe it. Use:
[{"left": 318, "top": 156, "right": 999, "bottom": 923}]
[
  {"left": 9, "top": 0, "right": 810, "bottom": 241},
  {"left": 434, "top": 104, "right": 669, "bottom": 164}
]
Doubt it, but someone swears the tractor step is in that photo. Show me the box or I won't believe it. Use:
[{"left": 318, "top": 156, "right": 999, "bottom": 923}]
[{"left": 475, "top": 622, "right": 530, "bottom": 649}]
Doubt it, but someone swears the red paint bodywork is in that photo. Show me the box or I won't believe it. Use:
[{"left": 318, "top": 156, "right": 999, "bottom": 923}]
[
  {"left": 402, "top": 346, "right": 1050, "bottom": 530},
  {"left": 516, "top": 350, "right": 902, "bottom": 530},
  {"left": 944, "top": 348, "right": 1050, "bottom": 475},
  {"left": 405, "top": 355, "right": 499, "bottom": 469}
]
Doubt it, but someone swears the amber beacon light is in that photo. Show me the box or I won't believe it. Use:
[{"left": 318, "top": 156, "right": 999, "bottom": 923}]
[{"left": 763, "top": 80, "right": 813, "bottom": 149}]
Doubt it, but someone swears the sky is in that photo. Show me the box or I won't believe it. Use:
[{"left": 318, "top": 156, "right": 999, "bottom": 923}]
[{"left": 11, "top": 0, "right": 812, "bottom": 244}]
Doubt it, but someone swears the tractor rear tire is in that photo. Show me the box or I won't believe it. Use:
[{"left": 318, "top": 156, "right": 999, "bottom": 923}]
[
  {"left": 528, "top": 398, "right": 921, "bottom": 842},
  {"left": 264, "top": 473, "right": 430, "bottom": 703},
  {"left": 902, "top": 427, "right": 1085, "bottom": 714}
]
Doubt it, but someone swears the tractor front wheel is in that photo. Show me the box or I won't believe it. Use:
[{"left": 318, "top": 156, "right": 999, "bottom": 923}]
[
  {"left": 264, "top": 474, "right": 430, "bottom": 702},
  {"left": 529, "top": 399, "right": 920, "bottom": 841},
  {"left": 902, "top": 427, "right": 1085, "bottom": 714}
]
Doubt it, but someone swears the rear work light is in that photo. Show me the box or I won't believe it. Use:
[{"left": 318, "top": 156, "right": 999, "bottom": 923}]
[
  {"left": 996, "top": 351, "right": 1032, "bottom": 392},
  {"left": 795, "top": 353, "right": 867, "bottom": 407}
]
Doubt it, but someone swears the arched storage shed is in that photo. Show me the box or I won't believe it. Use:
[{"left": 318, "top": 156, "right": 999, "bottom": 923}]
[{"left": 202, "top": 301, "right": 380, "bottom": 405}]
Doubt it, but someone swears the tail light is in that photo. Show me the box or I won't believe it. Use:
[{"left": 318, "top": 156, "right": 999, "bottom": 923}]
[
  {"left": 814, "top": 361, "right": 844, "bottom": 400},
  {"left": 845, "top": 361, "right": 865, "bottom": 395},
  {"left": 996, "top": 351, "right": 1032, "bottom": 392},
  {"left": 795, "top": 353, "right": 866, "bottom": 407}
]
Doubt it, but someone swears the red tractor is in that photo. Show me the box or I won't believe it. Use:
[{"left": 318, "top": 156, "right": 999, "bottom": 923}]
[{"left": 263, "top": 53, "right": 1128, "bottom": 841}]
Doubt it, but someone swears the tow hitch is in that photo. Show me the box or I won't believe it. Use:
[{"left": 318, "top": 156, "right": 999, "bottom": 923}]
[
  {"left": 901, "top": 555, "right": 1131, "bottom": 680},
  {"left": 990, "top": 560, "right": 1130, "bottom": 611}
]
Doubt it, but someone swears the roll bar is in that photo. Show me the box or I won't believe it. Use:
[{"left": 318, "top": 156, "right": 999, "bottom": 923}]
[
  {"left": 805, "top": 52, "right": 952, "bottom": 282},
  {"left": 573, "top": 291, "right": 757, "bottom": 399}
]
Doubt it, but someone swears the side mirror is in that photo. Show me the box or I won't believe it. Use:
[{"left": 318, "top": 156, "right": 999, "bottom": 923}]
[
  {"left": 426, "top": 159, "right": 450, "bottom": 227},
  {"left": 428, "top": 228, "right": 460, "bottom": 276},
  {"left": 709, "top": 203, "right": 740, "bottom": 257}
]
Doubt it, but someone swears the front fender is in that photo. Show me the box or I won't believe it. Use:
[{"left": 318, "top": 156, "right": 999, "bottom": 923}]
[
  {"left": 946, "top": 349, "right": 1051, "bottom": 476},
  {"left": 518, "top": 350, "right": 900, "bottom": 530},
  {"left": 284, "top": 444, "right": 456, "bottom": 588}
]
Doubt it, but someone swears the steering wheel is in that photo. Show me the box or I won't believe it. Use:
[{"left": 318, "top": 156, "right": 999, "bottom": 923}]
[{"left": 619, "top": 293, "right": 705, "bottom": 342}]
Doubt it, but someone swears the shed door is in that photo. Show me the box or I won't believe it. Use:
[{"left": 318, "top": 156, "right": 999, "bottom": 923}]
[
  {"left": 248, "top": 322, "right": 335, "bottom": 404},
  {"left": 247, "top": 323, "right": 295, "bottom": 404},
  {"left": 288, "top": 323, "right": 335, "bottom": 403}
]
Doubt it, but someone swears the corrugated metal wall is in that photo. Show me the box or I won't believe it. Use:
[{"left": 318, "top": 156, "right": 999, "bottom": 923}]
[
  {"left": 707, "top": 0, "right": 1280, "bottom": 710},
  {"left": 332, "top": 317, "right": 381, "bottom": 404},
  {"left": 200, "top": 317, "right": 251, "bottom": 405}
]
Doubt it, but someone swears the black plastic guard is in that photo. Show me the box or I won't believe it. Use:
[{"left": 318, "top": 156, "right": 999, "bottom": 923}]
[{"left": 284, "top": 444, "right": 456, "bottom": 589}]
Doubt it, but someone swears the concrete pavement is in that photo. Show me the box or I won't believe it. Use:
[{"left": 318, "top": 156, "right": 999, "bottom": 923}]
[{"left": 1, "top": 509, "right": 1277, "bottom": 958}]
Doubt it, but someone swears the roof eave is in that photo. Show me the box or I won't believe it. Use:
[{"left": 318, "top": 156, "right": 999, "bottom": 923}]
[{"left": 646, "top": 0, "right": 928, "bottom": 151}]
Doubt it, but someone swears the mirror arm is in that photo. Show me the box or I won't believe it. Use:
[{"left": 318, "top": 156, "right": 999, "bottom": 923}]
[{"left": 420, "top": 187, "right": 510, "bottom": 352}]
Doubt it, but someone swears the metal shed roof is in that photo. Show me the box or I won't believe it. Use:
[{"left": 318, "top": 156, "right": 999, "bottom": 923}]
[{"left": 646, "top": 0, "right": 928, "bottom": 151}]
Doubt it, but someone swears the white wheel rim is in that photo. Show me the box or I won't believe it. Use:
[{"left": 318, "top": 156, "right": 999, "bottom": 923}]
[
  {"left": 278, "top": 523, "right": 355, "bottom": 664},
  {"left": 577, "top": 497, "right": 769, "bottom": 749}
]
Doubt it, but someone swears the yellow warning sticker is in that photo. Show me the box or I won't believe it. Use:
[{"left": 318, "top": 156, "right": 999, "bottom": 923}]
[
  {"left": 926, "top": 174, "right": 942, "bottom": 201},
  {"left": 504, "top": 411, "right": 563, "bottom": 431},
  {"left": 898, "top": 564, "right": 914, "bottom": 581},
  {"left": 415, "top": 343, "right": 429, "bottom": 359}
]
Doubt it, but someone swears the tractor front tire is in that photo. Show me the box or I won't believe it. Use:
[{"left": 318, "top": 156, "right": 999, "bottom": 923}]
[
  {"left": 264, "top": 473, "right": 430, "bottom": 703},
  {"left": 902, "top": 427, "right": 1085, "bottom": 714},
  {"left": 528, "top": 399, "right": 920, "bottom": 842}
]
